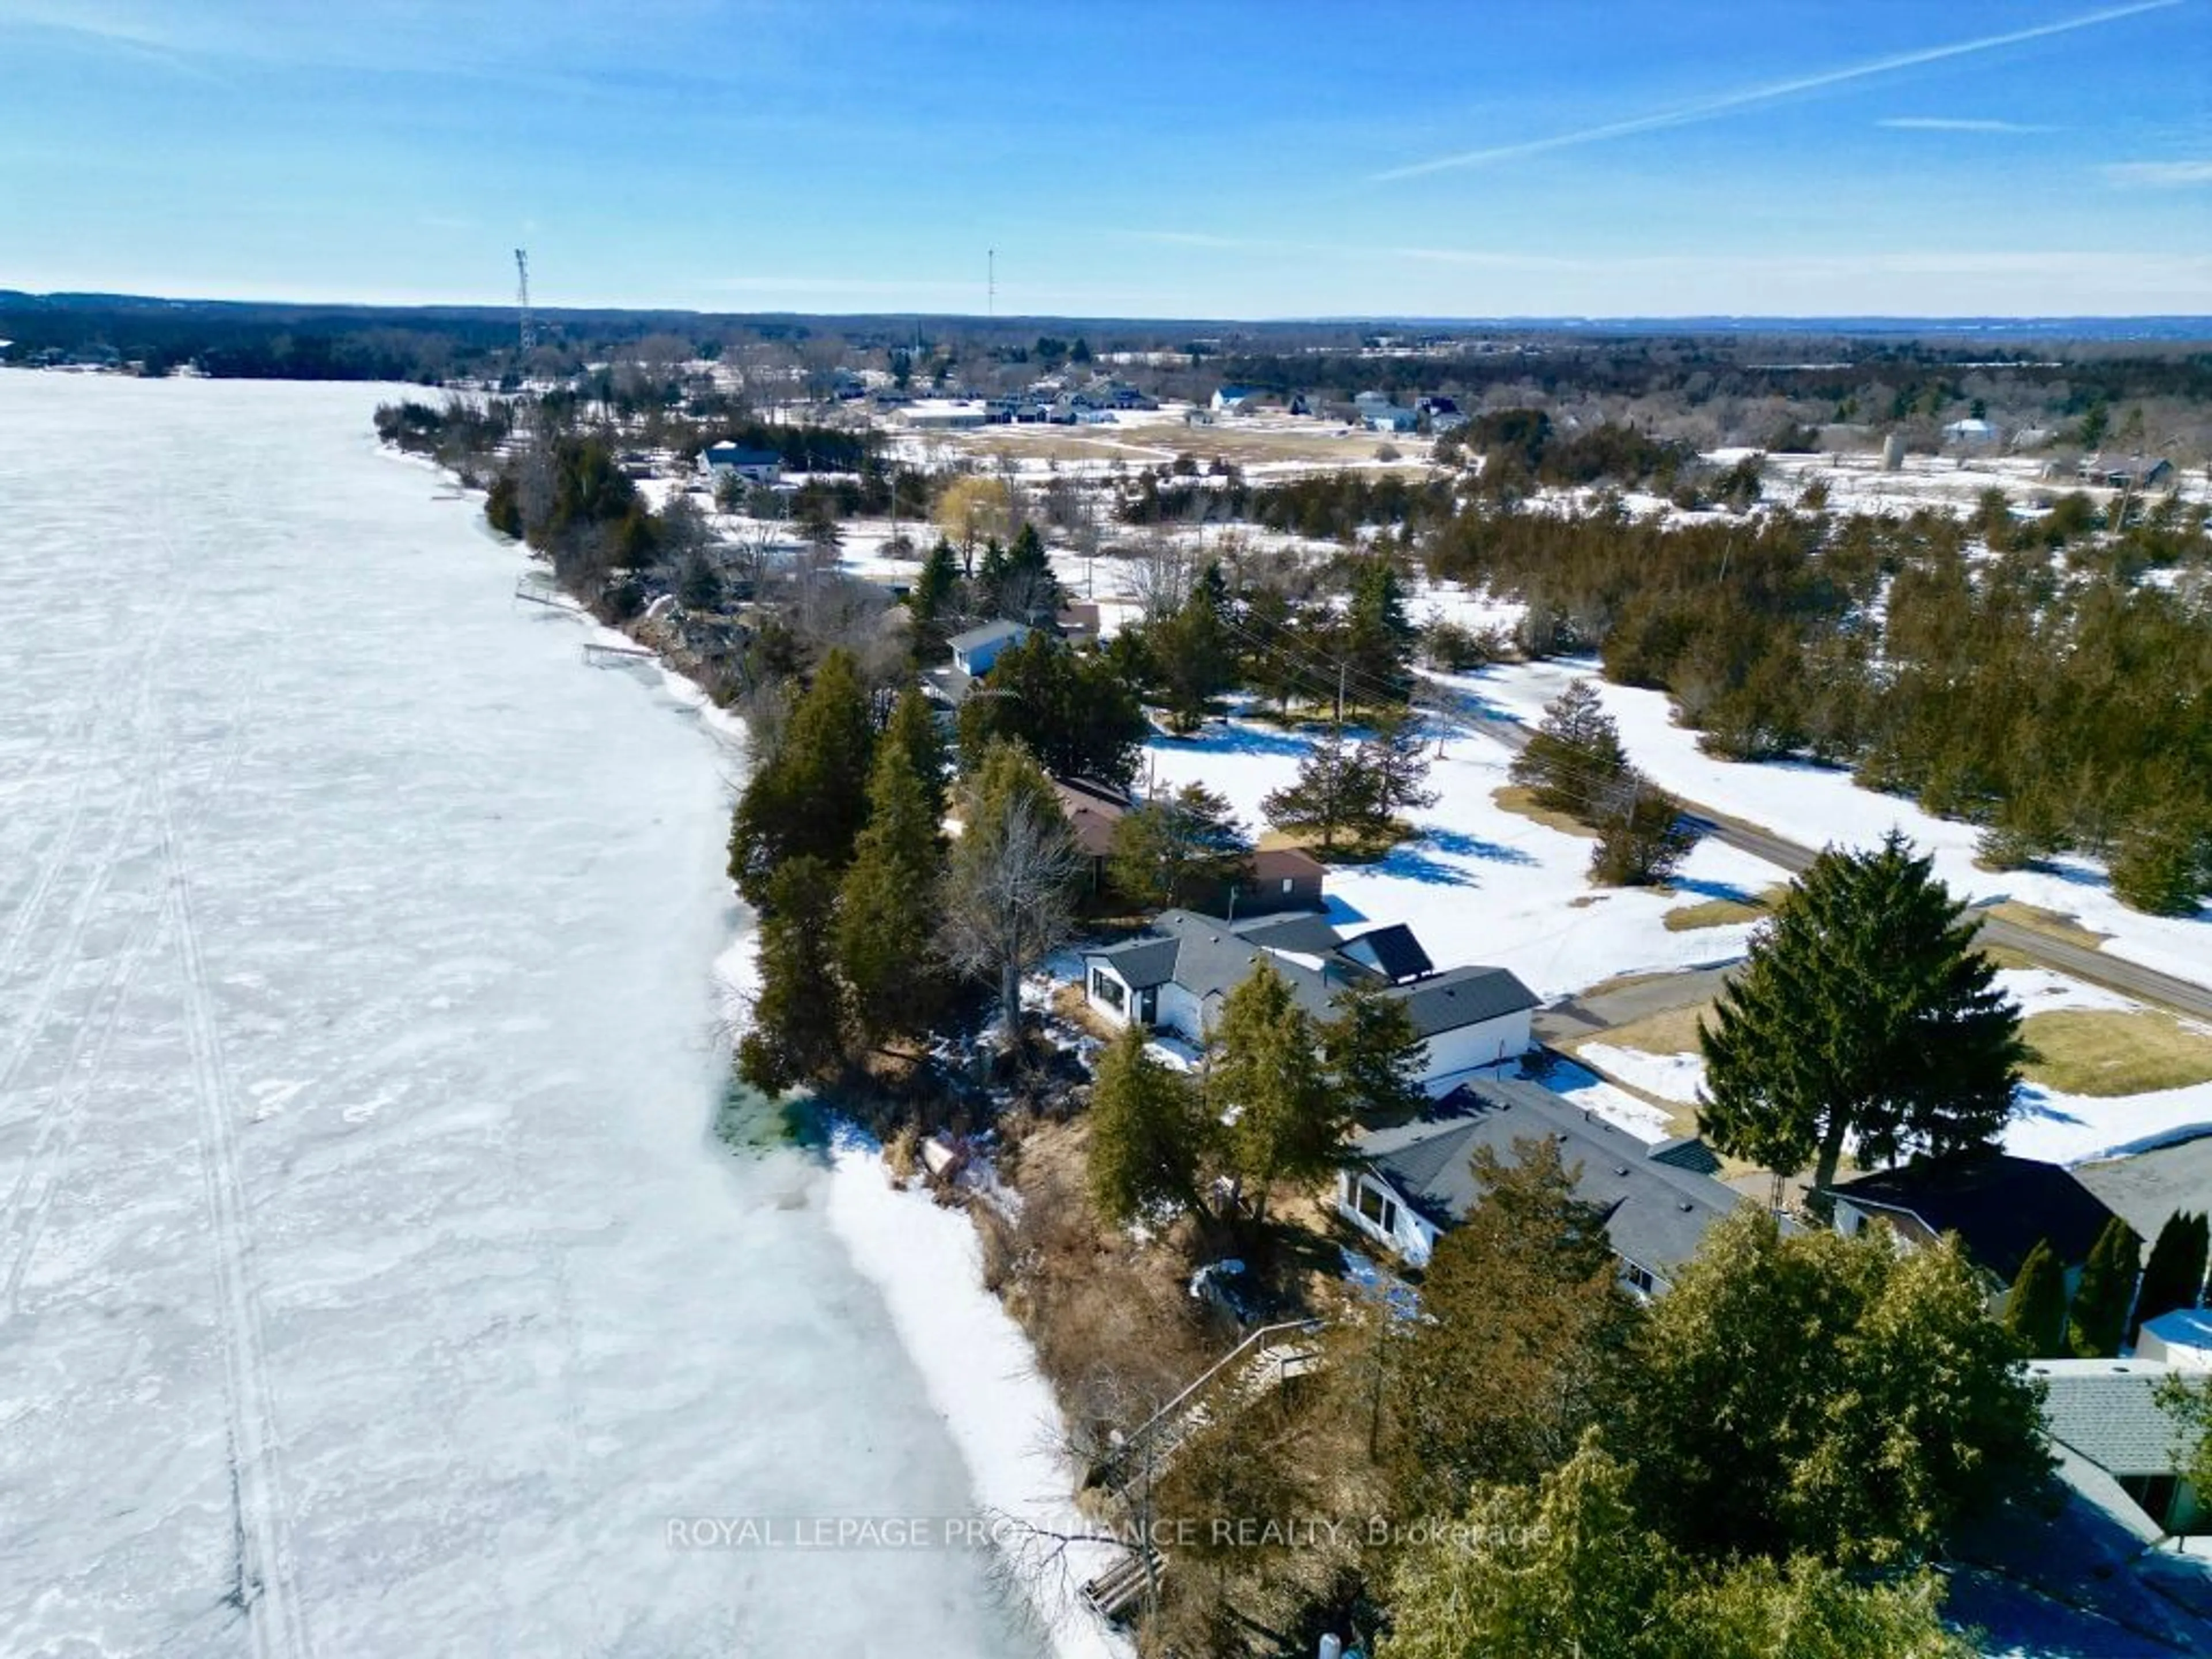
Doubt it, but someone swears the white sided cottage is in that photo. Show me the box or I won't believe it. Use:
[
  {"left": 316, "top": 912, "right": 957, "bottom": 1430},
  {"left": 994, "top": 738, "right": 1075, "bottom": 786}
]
[{"left": 1080, "top": 910, "right": 1536, "bottom": 1089}]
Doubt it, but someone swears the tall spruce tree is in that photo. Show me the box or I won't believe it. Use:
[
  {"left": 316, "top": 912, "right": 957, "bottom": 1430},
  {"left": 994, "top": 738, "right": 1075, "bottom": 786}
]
[
  {"left": 880, "top": 683, "right": 948, "bottom": 825},
  {"left": 737, "top": 855, "right": 845, "bottom": 1092},
  {"left": 1152, "top": 562, "right": 1237, "bottom": 733},
  {"left": 1588, "top": 772, "right": 1700, "bottom": 886},
  {"left": 1357, "top": 707, "right": 1440, "bottom": 824},
  {"left": 2135, "top": 1210, "right": 2211, "bottom": 1339},
  {"left": 1207, "top": 961, "right": 1343, "bottom": 1225},
  {"left": 1389, "top": 1138, "right": 1638, "bottom": 1513},
  {"left": 2070, "top": 1215, "right": 2142, "bottom": 1358},
  {"left": 834, "top": 714, "right": 949, "bottom": 1049},
  {"left": 1343, "top": 558, "right": 1417, "bottom": 703},
  {"left": 726, "top": 647, "right": 876, "bottom": 906},
  {"left": 910, "top": 537, "right": 961, "bottom": 661},
  {"left": 1321, "top": 979, "right": 1428, "bottom": 1126},
  {"left": 1085, "top": 1024, "right": 1213, "bottom": 1226},
  {"left": 1698, "top": 832, "right": 2027, "bottom": 1199},
  {"left": 2003, "top": 1238, "right": 2070, "bottom": 1357},
  {"left": 1510, "top": 679, "right": 1628, "bottom": 817}
]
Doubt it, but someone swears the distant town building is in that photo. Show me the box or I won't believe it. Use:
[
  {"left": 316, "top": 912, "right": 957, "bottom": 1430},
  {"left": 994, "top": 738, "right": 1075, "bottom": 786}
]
[{"left": 903, "top": 400, "right": 990, "bottom": 430}]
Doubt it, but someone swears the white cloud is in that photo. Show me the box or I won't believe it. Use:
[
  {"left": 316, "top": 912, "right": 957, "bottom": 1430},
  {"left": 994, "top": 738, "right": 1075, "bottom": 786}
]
[
  {"left": 1373, "top": 0, "right": 2177, "bottom": 181},
  {"left": 2104, "top": 160, "right": 2212, "bottom": 186},
  {"left": 1876, "top": 116, "right": 2052, "bottom": 132}
]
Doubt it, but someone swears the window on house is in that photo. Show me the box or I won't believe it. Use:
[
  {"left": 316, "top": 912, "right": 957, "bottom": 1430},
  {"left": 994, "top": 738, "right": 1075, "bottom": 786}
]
[
  {"left": 1281, "top": 877, "right": 1293, "bottom": 893},
  {"left": 1622, "top": 1260, "right": 1656, "bottom": 1297},
  {"left": 1355, "top": 1181, "right": 1398, "bottom": 1234},
  {"left": 1090, "top": 970, "right": 1125, "bottom": 1013}
]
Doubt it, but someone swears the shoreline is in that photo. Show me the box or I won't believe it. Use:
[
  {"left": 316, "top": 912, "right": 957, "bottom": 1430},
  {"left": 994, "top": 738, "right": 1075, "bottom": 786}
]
[{"left": 429, "top": 452, "right": 1128, "bottom": 1657}]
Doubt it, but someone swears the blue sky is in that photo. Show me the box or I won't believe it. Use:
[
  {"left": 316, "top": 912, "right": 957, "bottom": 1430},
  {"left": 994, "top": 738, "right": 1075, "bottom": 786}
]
[{"left": 2, "top": 0, "right": 2207, "bottom": 318}]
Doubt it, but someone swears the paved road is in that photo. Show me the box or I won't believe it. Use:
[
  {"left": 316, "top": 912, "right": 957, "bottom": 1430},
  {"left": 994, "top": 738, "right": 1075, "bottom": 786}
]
[{"left": 1458, "top": 709, "right": 2212, "bottom": 1025}]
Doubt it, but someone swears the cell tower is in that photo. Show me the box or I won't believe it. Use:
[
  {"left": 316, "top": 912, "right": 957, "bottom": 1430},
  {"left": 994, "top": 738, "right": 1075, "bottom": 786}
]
[
  {"left": 987, "top": 248, "right": 995, "bottom": 319},
  {"left": 514, "top": 248, "right": 536, "bottom": 353}
]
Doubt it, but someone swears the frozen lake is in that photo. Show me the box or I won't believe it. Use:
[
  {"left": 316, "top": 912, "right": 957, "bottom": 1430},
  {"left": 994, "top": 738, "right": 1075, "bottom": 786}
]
[{"left": 0, "top": 376, "right": 1042, "bottom": 1657}]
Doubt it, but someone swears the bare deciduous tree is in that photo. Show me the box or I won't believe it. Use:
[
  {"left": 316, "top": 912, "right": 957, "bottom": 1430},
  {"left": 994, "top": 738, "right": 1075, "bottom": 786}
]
[{"left": 939, "top": 796, "right": 1079, "bottom": 1049}]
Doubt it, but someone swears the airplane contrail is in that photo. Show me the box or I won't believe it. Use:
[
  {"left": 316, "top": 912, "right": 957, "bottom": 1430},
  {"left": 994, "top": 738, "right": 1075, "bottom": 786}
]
[{"left": 1372, "top": 0, "right": 2181, "bottom": 181}]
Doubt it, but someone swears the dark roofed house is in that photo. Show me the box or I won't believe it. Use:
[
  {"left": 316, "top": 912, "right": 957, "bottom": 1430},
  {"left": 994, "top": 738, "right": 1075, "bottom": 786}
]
[
  {"left": 698, "top": 442, "right": 782, "bottom": 484},
  {"left": 1338, "top": 1077, "right": 1750, "bottom": 1293},
  {"left": 1080, "top": 911, "right": 1535, "bottom": 1088},
  {"left": 1821, "top": 1151, "right": 2120, "bottom": 1296},
  {"left": 1054, "top": 778, "right": 1129, "bottom": 891}
]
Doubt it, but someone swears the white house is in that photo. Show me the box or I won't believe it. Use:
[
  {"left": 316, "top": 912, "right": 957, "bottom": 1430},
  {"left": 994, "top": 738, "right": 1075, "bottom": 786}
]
[
  {"left": 1081, "top": 910, "right": 1535, "bottom": 1088},
  {"left": 1338, "top": 1077, "right": 1747, "bottom": 1289},
  {"left": 1942, "top": 416, "right": 2002, "bottom": 447},
  {"left": 698, "top": 442, "right": 782, "bottom": 485},
  {"left": 946, "top": 619, "right": 1031, "bottom": 677},
  {"left": 1211, "top": 385, "right": 1259, "bottom": 414}
]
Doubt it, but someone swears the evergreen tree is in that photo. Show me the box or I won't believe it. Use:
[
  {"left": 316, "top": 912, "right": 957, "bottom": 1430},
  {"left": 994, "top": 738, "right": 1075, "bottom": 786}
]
[
  {"left": 1355, "top": 707, "right": 1440, "bottom": 823},
  {"left": 1624, "top": 1207, "right": 2049, "bottom": 1566},
  {"left": 835, "top": 721, "right": 949, "bottom": 1049},
  {"left": 1207, "top": 961, "right": 1343, "bottom": 1225},
  {"left": 1260, "top": 731, "right": 1382, "bottom": 852},
  {"left": 1321, "top": 979, "right": 1427, "bottom": 1126},
  {"left": 1152, "top": 562, "right": 1237, "bottom": 733},
  {"left": 1390, "top": 1138, "right": 1638, "bottom": 1512},
  {"left": 2108, "top": 806, "right": 2211, "bottom": 917},
  {"left": 1510, "top": 679, "right": 1628, "bottom": 817},
  {"left": 1343, "top": 558, "right": 1418, "bottom": 703},
  {"left": 1588, "top": 772, "right": 1700, "bottom": 886},
  {"left": 1106, "top": 783, "right": 1250, "bottom": 911},
  {"left": 1698, "top": 832, "right": 2027, "bottom": 1200},
  {"left": 881, "top": 683, "right": 948, "bottom": 825},
  {"left": 910, "top": 537, "right": 961, "bottom": 661},
  {"left": 1382, "top": 1438, "right": 1972, "bottom": 1659},
  {"left": 737, "top": 856, "right": 845, "bottom": 1092},
  {"left": 2070, "top": 1215, "right": 2142, "bottom": 1358},
  {"left": 2002, "top": 1237, "right": 2070, "bottom": 1357},
  {"left": 1085, "top": 1024, "right": 1213, "bottom": 1226},
  {"left": 2135, "top": 1210, "right": 2211, "bottom": 1339},
  {"left": 955, "top": 632, "right": 1148, "bottom": 789},
  {"left": 725, "top": 647, "right": 876, "bottom": 906}
]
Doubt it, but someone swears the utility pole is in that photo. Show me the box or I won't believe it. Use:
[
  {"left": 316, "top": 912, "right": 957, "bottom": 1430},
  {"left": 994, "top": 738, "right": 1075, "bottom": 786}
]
[{"left": 513, "top": 248, "right": 535, "bottom": 354}]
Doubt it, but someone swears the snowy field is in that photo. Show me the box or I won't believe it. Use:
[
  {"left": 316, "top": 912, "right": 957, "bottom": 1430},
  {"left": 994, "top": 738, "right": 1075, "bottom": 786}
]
[
  {"left": 0, "top": 376, "right": 1055, "bottom": 1658},
  {"left": 1460, "top": 657, "right": 2212, "bottom": 994}
]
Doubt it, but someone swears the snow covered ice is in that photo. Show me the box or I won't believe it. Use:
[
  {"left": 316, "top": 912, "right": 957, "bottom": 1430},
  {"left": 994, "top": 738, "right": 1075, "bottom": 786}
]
[{"left": 0, "top": 377, "right": 1047, "bottom": 1657}]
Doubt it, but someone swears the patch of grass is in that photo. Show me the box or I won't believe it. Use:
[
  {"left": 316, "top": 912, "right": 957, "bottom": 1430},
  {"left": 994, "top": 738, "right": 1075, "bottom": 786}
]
[
  {"left": 1257, "top": 820, "right": 1416, "bottom": 865},
  {"left": 1580, "top": 1002, "right": 1715, "bottom": 1059},
  {"left": 1491, "top": 784, "right": 1597, "bottom": 839},
  {"left": 1661, "top": 884, "right": 1790, "bottom": 932},
  {"left": 1987, "top": 900, "right": 2113, "bottom": 951},
  {"left": 2021, "top": 1009, "right": 2212, "bottom": 1097}
]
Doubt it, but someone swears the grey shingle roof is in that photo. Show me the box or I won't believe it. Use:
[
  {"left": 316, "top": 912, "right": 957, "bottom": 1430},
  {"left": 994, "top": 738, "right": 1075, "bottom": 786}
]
[
  {"left": 1354, "top": 1078, "right": 1748, "bottom": 1283},
  {"left": 2031, "top": 1360, "right": 2195, "bottom": 1478},
  {"left": 1385, "top": 965, "right": 1537, "bottom": 1038},
  {"left": 1084, "top": 912, "right": 1536, "bottom": 1043}
]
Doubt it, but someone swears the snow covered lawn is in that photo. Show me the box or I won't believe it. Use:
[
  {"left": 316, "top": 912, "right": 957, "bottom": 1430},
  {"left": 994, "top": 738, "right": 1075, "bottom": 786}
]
[{"left": 1138, "top": 713, "right": 1790, "bottom": 1002}]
